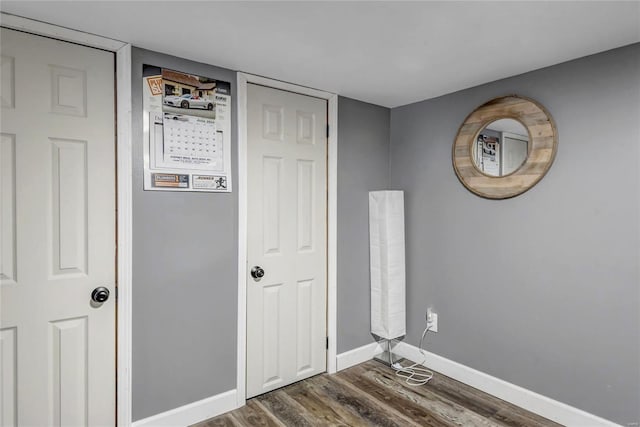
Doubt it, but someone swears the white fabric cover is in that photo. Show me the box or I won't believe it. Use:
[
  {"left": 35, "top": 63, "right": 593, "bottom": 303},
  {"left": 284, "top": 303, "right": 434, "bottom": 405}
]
[{"left": 369, "top": 190, "right": 406, "bottom": 340}]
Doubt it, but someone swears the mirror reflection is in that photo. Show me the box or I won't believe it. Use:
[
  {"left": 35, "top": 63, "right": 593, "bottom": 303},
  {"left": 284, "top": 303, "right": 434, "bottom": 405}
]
[{"left": 473, "top": 119, "right": 529, "bottom": 176}]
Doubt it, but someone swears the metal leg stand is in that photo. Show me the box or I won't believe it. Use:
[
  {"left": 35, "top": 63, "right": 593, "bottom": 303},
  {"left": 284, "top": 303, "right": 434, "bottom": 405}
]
[{"left": 373, "top": 338, "right": 397, "bottom": 366}]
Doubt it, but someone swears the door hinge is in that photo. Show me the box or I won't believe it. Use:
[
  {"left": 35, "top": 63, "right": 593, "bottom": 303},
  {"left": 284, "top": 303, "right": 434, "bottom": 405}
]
[
  {"left": 326, "top": 125, "right": 329, "bottom": 138},
  {"left": 115, "top": 287, "right": 118, "bottom": 299},
  {"left": 326, "top": 337, "right": 329, "bottom": 349}
]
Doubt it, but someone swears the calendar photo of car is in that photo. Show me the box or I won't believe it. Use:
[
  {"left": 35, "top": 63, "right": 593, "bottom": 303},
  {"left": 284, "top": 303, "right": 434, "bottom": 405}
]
[
  {"left": 164, "top": 93, "right": 214, "bottom": 111},
  {"left": 161, "top": 68, "right": 230, "bottom": 119}
]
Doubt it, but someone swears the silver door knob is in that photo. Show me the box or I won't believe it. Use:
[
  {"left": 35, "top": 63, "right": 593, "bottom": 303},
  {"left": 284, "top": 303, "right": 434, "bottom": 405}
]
[
  {"left": 91, "top": 287, "right": 110, "bottom": 303},
  {"left": 250, "top": 266, "right": 265, "bottom": 281}
]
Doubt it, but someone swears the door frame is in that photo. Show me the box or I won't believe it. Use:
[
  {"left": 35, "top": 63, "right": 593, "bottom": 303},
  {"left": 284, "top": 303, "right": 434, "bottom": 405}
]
[
  {"left": 0, "top": 13, "right": 134, "bottom": 427},
  {"left": 236, "top": 73, "right": 338, "bottom": 407}
]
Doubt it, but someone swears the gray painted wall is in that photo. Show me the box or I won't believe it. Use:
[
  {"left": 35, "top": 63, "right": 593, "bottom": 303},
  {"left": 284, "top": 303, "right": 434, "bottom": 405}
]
[
  {"left": 131, "top": 48, "right": 238, "bottom": 421},
  {"left": 130, "top": 49, "right": 389, "bottom": 419},
  {"left": 390, "top": 43, "right": 640, "bottom": 424},
  {"left": 337, "top": 97, "right": 390, "bottom": 353}
]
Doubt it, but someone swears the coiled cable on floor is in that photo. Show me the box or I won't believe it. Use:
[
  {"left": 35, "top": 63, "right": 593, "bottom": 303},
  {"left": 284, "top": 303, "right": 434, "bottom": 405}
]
[{"left": 390, "top": 325, "right": 433, "bottom": 386}]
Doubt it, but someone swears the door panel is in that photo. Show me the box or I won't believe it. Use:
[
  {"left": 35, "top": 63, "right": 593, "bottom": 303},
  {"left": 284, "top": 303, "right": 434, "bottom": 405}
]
[
  {"left": 296, "top": 278, "right": 314, "bottom": 374},
  {"left": 0, "top": 327, "right": 17, "bottom": 427},
  {"left": 0, "top": 28, "right": 115, "bottom": 427},
  {"left": 49, "top": 317, "right": 88, "bottom": 427},
  {"left": 262, "top": 156, "right": 283, "bottom": 255},
  {"left": 296, "top": 160, "right": 315, "bottom": 251},
  {"left": 1, "top": 133, "right": 16, "bottom": 285},
  {"left": 246, "top": 84, "right": 327, "bottom": 398},
  {"left": 51, "top": 138, "right": 88, "bottom": 276}
]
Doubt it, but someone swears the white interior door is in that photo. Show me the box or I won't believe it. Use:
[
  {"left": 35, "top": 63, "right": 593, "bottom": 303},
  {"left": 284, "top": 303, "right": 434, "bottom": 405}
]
[
  {"left": 0, "top": 28, "right": 115, "bottom": 426},
  {"left": 246, "top": 84, "right": 327, "bottom": 398}
]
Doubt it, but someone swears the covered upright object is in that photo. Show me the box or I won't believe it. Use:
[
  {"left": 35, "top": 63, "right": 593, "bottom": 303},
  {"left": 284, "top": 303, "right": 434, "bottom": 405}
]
[{"left": 369, "top": 190, "right": 406, "bottom": 340}]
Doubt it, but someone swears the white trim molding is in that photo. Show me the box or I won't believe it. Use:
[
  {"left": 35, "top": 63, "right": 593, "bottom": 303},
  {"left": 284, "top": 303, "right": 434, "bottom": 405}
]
[
  {"left": 336, "top": 342, "right": 383, "bottom": 372},
  {"left": 393, "top": 342, "right": 620, "bottom": 427},
  {"left": 0, "top": 13, "right": 126, "bottom": 51},
  {"left": 236, "top": 72, "right": 339, "bottom": 408},
  {"left": 131, "top": 390, "right": 237, "bottom": 427},
  {"left": 326, "top": 93, "right": 338, "bottom": 375},
  {"left": 116, "top": 43, "right": 134, "bottom": 427},
  {"left": 1, "top": 12, "right": 135, "bottom": 427},
  {"left": 235, "top": 72, "right": 249, "bottom": 409}
]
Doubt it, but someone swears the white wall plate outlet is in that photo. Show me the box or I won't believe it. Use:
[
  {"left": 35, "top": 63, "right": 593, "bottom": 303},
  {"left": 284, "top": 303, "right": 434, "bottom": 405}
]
[{"left": 426, "top": 309, "right": 438, "bottom": 333}]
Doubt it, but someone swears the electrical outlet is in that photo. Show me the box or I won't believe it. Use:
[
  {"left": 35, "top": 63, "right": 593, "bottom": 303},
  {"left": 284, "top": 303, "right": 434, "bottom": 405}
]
[
  {"left": 426, "top": 308, "right": 438, "bottom": 333},
  {"left": 426, "top": 307, "right": 434, "bottom": 322}
]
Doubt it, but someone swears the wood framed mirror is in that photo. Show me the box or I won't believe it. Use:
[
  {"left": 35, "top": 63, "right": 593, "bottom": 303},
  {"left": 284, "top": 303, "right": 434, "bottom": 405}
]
[{"left": 452, "top": 95, "right": 558, "bottom": 199}]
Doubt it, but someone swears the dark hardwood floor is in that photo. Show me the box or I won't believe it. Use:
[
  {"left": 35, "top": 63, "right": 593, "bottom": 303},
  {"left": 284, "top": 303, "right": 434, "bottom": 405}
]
[{"left": 192, "top": 360, "right": 561, "bottom": 426}]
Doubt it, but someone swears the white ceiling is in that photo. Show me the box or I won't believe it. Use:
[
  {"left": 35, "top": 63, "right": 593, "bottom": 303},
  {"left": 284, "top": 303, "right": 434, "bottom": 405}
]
[{"left": 2, "top": 1, "right": 639, "bottom": 107}]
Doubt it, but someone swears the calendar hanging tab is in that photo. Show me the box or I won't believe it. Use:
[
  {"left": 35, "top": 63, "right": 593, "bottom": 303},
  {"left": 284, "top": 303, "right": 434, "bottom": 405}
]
[{"left": 142, "top": 65, "right": 232, "bottom": 192}]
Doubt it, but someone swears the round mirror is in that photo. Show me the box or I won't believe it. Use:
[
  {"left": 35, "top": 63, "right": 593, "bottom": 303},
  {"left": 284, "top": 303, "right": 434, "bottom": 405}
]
[
  {"left": 473, "top": 119, "right": 529, "bottom": 177},
  {"left": 452, "top": 95, "right": 558, "bottom": 199}
]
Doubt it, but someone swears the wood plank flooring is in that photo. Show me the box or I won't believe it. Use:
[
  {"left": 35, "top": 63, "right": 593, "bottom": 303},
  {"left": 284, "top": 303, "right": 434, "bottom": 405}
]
[{"left": 192, "top": 360, "right": 561, "bottom": 427}]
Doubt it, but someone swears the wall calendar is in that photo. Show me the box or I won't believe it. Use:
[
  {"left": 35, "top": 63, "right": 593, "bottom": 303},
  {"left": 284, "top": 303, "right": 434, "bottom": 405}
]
[{"left": 142, "top": 65, "right": 232, "bottom": 192}]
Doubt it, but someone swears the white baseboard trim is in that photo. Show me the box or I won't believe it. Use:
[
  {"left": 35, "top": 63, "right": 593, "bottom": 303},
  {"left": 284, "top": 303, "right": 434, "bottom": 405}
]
[
  {"left": 393, "top": 342, "right": 619, "bottom": 427},
  {"left": 132, "top": 389, "right": 238, "bottom": 427},
  {"left": 336, "top": 342, "right": 383, "bottom": 372}
]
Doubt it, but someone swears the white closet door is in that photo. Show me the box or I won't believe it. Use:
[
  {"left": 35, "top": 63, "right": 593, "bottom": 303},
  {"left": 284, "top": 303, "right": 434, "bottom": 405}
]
[
  {"left": 246, "top": 84, "right": 327, "bottom": 398},
  {"left": 1, "top": 28, "right": 116, "bottom": 427}
]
